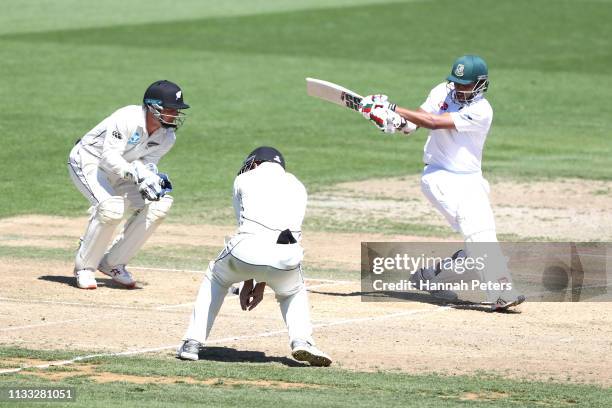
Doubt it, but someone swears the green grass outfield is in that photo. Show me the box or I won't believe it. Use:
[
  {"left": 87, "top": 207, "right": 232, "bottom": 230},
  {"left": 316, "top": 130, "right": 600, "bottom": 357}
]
[
  {"left": 1, "top": 347, "right": 610, "bottom": 408},
  {"left": 1, "top": 0, "right": 611, "bottom": 220},
  {"left": 1, "top": 3, "right": 610, "bottom": 404}
]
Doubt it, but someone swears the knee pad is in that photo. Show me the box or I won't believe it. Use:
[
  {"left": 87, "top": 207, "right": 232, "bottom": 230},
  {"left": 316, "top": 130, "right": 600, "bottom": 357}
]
[
  {"left": 95, "top": 197, "right": 124, "bottom": 224},
  {"left": 147, "top": 194, "right": 173, "bottom": 223}
]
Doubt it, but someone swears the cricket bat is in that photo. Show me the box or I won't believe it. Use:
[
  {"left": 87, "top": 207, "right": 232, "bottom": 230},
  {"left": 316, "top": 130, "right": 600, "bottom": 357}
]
[{"left": 305, "top": 77, "right": 363, "bottom": 112}]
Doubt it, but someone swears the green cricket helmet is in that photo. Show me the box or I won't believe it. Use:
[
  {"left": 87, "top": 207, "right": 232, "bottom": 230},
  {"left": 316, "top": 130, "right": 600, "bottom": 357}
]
[{"left": 446, "top": 55, "right": 489, "bottom": 105}]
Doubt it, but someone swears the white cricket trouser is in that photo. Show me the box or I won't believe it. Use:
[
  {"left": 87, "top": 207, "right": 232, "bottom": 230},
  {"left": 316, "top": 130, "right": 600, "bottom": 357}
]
[
  {"left": 68, "top": 144, "right": 144, "bottom": 208},
  {"left": 68, "top": 144, "right": 171, "bottom": 271},
  {"left": 420, "top": 165, "right": 495, "bottom": 239},
  {"left": 420, "top": 165, "right": 520, "bottom": 301},
  {"left": 183, "top": 234, "right": 314, "bottom": 346}
]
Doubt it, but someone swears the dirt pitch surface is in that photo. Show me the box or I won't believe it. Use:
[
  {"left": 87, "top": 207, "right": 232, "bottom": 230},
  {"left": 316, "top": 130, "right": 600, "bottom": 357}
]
[{"left": 1, "top": 177, "right": 611, "bottom": 386}]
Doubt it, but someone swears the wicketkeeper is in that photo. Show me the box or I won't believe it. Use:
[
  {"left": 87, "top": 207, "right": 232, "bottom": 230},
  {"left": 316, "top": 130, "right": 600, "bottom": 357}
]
[{"left": 67, "top": 80, "right": 189, "bottom": 289}]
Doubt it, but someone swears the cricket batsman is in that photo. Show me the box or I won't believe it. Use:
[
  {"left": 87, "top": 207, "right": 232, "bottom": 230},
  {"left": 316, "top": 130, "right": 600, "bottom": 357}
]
[
  {"left": 67, "top": 80, "right": 189, "bottom": 289},
  {"left": 360, "top": 55, "right": 525, "bottom": 310},
  {"left": 177, "top": 147, "right": 332, "bottom": 367}
]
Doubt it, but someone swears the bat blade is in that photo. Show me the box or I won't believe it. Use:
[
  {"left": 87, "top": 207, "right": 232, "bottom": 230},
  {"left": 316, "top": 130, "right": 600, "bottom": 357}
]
[{"left": 306, "top": 77, "right": 363, "bottom": 112}]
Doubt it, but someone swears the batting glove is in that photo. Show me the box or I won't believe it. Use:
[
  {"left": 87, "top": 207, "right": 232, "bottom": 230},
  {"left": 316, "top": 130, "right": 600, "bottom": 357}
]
[
  {"left": 359, "top": 94, "right": 397, "bottom": 120},
  {"left": 369, "top": 107, "right": 406, "bottom": 134},
  {"left": 402, "top": 120, "right": 418, "bottom": 135}
]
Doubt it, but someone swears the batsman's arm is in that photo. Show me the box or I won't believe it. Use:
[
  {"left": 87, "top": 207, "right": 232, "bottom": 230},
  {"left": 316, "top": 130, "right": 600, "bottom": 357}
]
[{"left": 394, "top": 107, "right": 456, "bottom": 130}]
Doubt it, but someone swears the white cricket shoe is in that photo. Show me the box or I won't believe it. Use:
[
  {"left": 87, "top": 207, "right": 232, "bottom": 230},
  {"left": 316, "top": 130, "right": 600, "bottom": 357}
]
[
  {"left": 491, "top": 295, "right": 526, "bottom": 311},
  {"left": 74, "top": 269, "right": 97, "bottom": 289},
  {"left": 99, "top": 264, "right": 136, "bottom": 289},
  {"left": 410, "top": 267, "right": 458, "bottom": 302},
  {"left": 176, "top": 340, "right": 202, "bottom": 361},
  {"left": 291, "top": 340, "right": 332, "bottom": 367}
]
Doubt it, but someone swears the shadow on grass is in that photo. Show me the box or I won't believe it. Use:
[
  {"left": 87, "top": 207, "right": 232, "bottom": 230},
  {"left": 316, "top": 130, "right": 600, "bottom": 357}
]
[{"left": 195, "top": 346, "right": 307, "bottom": 367}]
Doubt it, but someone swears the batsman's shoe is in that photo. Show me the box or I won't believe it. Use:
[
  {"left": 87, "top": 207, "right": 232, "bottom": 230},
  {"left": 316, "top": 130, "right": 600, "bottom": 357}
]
[
  {"left": 99, "top": 264, "right": 136, "bottom": 288},
  {"left": 291, "top": 340, "right": 332, "bottom": 367},
  {"left": 410, "top": 268, "right": 459, "bottom": 302},
  {"left": 74, "top": 269, "right": 97, "bottom": 290},
  {"left": 491, "top": 295, "right": 526, "bottom": 311},
  {"left": 176, "top": 340, "right": 202, "bottom": 361}
]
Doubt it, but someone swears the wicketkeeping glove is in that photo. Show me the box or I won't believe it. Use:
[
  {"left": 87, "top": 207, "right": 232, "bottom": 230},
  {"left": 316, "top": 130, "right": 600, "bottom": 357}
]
[
  {"left": 138, "top": 174, "right": 164, "bottom": 201},
  {"left": 158, "top": 173, "right": 173, "bottom": 196},
  {"left": 123, "top": 162, "right": 158, "bottom": 184}
]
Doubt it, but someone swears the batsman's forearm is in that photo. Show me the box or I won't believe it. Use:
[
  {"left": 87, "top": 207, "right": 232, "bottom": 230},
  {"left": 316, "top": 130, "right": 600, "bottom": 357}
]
[
  {"left": 395, "top": 107, "right": 454, "bottom": 130},
  {"left": 395, "top": 107, "right": 435, "bottom": 129}
]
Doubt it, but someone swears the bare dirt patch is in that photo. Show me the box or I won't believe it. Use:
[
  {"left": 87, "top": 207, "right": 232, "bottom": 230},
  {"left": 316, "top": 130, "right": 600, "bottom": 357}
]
[
  {"left": 91, "top": 372, "right": 321, "bottom": 389},
  {"left": 0, "top": 214, "right": 444, "bottom": 272},
  {"left": 25, "top": 364, "right": 95, "bottom": 381},
  {"left": 21, "top": 363, "right": 320, "bottom": 389},
  {"left": 458, "top": 391, "right": 509, "bottom": 402},
  {"left": 1, "top": 358, "right": 54, "bottom": 369},
  {"left": 310, "top": 176, "right": 612, "bottom": 240},
  {"left": 1, "top": 176, "right": 612, "bottom": 386}
]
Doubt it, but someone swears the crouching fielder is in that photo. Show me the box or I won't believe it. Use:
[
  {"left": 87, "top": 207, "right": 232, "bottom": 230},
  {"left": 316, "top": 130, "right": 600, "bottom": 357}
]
[
  {"left": 360, "top": 55, "right": 525, "bottom": 310},
  {"left": 177, "top": 147, "right": 332, "bottom": 367},
  {"left": 68, "top": 80, "right": 189, "bottom": 289}
]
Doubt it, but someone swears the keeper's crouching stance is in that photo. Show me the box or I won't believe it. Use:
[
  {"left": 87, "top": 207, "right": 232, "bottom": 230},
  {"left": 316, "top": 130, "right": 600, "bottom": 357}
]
[
  {"left": 68, "top": 80, "right": 188, "bottom": 289},
  {"left": 177, "top": 147, "right": 332, "bottom": 367}
]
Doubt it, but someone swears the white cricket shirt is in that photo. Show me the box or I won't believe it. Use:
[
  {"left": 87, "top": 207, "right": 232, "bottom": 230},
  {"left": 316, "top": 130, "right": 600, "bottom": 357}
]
[
  {"left": 420, "top": 82, "right": 493, "bottom": 173},
  {"left": 78, "top": 105, "right": 176, "bottom": 177},
  {"left": 232, "top": 162, "right": 307, "bottom": 240}
]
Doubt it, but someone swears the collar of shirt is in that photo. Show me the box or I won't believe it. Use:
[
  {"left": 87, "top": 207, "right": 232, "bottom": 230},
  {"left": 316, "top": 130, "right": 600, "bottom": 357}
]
[
  {"left": 255, "top": 161, "right": 285, "bottom": 173},
  {"left": 140, "top": 106, "right": 170, "bottom": 139},
  {"left": 138, "top": 106, "right": 150, "bottom": 138}
]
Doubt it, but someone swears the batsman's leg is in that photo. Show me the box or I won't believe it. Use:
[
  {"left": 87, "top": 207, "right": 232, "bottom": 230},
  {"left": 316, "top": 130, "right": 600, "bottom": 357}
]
[
  {"left": 420, "top": 166, "right": 461, "bottom": 232},
  {"left": 420, "top": 168, "right": 524, "bottom": 309},
  {"left": 457, "top": 178, "right": 525, "bottom": 310}
]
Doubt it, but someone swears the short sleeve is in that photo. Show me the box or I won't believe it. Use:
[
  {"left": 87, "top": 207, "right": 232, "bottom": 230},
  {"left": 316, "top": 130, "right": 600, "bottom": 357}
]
[
  {"left": 450, "top": 101, "right": 493, "bottom": 133},
  {"left": 141, "top": 131, "right": 176, "bottom": 165},
  {"left": 420, "top": 83, "right": 448, "bottom": 114}
]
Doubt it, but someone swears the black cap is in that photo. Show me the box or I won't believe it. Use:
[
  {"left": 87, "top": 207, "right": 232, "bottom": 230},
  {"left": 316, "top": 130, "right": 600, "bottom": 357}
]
[
  {"left": 248, "top": 146, "right": 285, "bottom": 168},
  {"left": 143, "top": 80, "right": 190, "bottom": 109}
]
